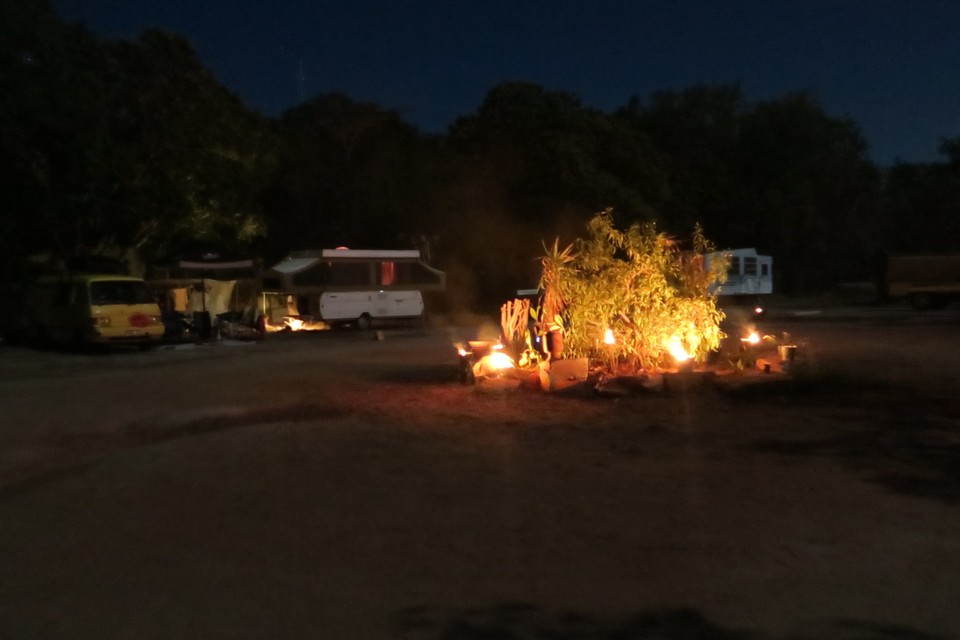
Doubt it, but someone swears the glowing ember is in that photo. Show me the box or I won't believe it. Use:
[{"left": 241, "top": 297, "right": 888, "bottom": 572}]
[
  {"left": 456, "top": 340, "right": 516, "bottom": 382},
  {"left": 263, "top": 316, "right": 329, "bottom": 332},
  {"left": 665, "top": 336, "right": 690, "bottom": 363},
  {"left": 485, "top": 351, "right": 514, "bottom": 370},
  {"left": 262, "top": 317, "right": 285, "bottom": 333},
  {"left": 603, "top": 328, "right": 615, "bottom": 345},
  {"left": 472, "top": 351, "right": 516, "bottom": 378},
  {"left": 741, "top": 331, "right": 761, "bottom": 345}
]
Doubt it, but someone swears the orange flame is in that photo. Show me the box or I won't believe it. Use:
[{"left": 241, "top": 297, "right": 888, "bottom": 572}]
[
  {"left": 263, "top": 316, "right": 328, "bottom": 332},
  {"left": 665, "top": 336, "right": 691, "bottom": 363},
  {"left": 485, "top": 351, "right": 514, "bottom": 370},
  {"left": 603, "top": 328, "right": 615, "bottom": 345},
  {"left": 472, "top": 351, "right": 515, "bottom": 378}
]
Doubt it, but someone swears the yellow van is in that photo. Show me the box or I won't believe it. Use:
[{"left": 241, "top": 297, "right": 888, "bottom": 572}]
[{"left": 24, "top": 274, "right": 163, "bottom": 347}]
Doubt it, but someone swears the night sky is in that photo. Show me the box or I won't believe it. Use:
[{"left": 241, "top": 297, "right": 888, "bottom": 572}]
[{"left": 51, "top": 0, "right": 960, "bottom": 166}]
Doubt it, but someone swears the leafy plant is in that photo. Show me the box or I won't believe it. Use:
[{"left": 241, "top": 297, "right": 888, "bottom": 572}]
[{"left": 538, "top": 209, "right": 727, "bottom": 371}]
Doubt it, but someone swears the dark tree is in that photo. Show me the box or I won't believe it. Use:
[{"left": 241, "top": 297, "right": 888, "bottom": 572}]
[
  {"left": 1, "top": 2, "right": 272, "bottom": 275},
  {"left": 736, "top": 93, "right": 881, "bottom": 291},
  {"left": 616, "top": 84, "right": 744, "bottom": 239},
  {"left": 263, "top": 94, "right": 437, "bottom": 259},
  {"left": 882, "top": 139, "right": 960, "bottom": 255}
]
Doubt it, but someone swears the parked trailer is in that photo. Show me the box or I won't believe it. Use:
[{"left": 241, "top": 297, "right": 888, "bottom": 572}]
[
  {"left": 885, "top": 254, "right": 960, "bottom": 310},
  {"left": 262, "top": 248, "right": 445, "bottom": 328},
  {"left": 704, "top": 248, "right": 773, "bottom": 297}
]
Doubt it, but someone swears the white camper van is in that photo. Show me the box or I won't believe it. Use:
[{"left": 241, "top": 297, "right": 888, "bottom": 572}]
[{"left": 262, "top": 248, "right": 445, "bottom": 328}]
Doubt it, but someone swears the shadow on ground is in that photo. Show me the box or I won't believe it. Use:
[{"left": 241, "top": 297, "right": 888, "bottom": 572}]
[
  {"left": 746, "top": 387, "right": 960, "bottom": 506},
  {"left": 392, "top": 604, "right": 949, "bottom": 639},
  {"left": 394, "top": 606, "right": 744, "bottom": 639}
]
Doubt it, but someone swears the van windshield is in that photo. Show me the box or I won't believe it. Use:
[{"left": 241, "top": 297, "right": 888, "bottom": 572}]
[{"left": 89, "top": 281, "right": 154, "bottom": 305}]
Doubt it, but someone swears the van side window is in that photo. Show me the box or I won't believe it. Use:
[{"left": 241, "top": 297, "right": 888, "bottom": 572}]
[
  {"left": 73, "top": 283, "right": 88, "bottom": 305},
  {"left": 54, "top": 284, "right": 71, "bottom": 306}
]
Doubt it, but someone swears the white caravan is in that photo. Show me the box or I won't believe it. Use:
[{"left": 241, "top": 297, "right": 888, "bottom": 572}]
[
  {"left": 318, "top": 290, "right": 424, "bottom": 327},
  {"left": 704, "top": 248, "right": 773, "bottom": 297},
  {"left": 262, "top": 248, "right": 445, "bottom": 328}
]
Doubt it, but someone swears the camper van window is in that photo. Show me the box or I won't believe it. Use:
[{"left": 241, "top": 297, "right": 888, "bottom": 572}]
[
  {"left": 727, "top": 257, "right": 741, "bottom": 277},
  {"left": 53, "top": 284, "right": 71, "bottom": 306},
  {"left": 380, "top": 261, "right": 396, "bottom": 286},
  {"left": 744, "top": 257, "right": 758, "bottom": 276},
  {"left": 761, "top": 263, "right": 769, "bottom": 277},
  {"left": 90, "top": 280, "right": 153, "bottom": 305},
  {"left": 73, "top": 283, "right": 88, "bottom": 305}
]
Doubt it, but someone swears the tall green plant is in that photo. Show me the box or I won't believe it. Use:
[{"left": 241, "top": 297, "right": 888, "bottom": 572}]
[{"left": 540, "top": 209, "right": 726, "bottom": 370}]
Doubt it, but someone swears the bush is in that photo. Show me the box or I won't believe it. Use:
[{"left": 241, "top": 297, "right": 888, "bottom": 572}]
[{"left": 539, "top": 210, "right": 727, "bottom": 371}]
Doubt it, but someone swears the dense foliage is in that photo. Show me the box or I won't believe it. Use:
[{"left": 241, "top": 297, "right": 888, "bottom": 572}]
[
  {"left": 539, "top": 210, "right": 726, "bottom": 370},
  {"left": 4, "top": 1, "right": 960, "bottom": 309}
]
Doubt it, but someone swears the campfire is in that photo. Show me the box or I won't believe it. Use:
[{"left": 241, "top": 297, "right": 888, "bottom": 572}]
[
  {"left": 454, "top": 211, "right": 803, "bottom": 393},
  {"left": 457, "top": 340, "right": 516, "bottom": 384},
  {"left": 263, "top": 315, "right": 329, "bottom": 333}
]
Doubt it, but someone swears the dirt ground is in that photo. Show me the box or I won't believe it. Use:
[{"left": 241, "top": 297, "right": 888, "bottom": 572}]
[{"left": 0, "top": 308, "right": 959, "bottom": 639}]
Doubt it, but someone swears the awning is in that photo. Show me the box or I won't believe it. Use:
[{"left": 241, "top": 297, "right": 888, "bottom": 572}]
[{"left": 269, "top": 257, "right": 321, "bottom": 274}]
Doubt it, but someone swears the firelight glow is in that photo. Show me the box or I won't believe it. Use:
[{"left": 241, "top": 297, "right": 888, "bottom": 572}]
[
  {"left": 603, "top": 329, "right": 615, "bottom": 345},
  {"left": 665, "top": 336, "right": 690, "bottom": 363},
  {"left": 471, "top": 350, "right": 516, "bottom": 378},
  {"left": 262, "top": 316, "right": 329, "bottom": 332},
  {"left": 741, "top": 331, "right": 761, "bottom": 345}
]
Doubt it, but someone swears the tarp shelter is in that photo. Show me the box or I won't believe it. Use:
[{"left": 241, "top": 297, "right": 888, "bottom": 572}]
[{"left": 147, "top": 257, "right": 258, "bottom": 319}]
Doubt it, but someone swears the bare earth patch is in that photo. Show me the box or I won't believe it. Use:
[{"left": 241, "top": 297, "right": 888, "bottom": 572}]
[{"left": 0, "top": 316, "right": 958, "bottom": 639}]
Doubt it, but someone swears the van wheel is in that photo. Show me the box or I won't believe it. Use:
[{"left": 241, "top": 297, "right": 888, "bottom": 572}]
[{"left": 356, "top": 313, "right": 372, "bottom": 330}]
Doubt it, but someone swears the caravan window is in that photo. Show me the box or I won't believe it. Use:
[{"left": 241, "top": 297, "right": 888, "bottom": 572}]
[
  {"left": 727, "top": 257, "right": 741, "bottom": 277},
  {"left": 330, "top": 262, "right": 372, "bottom": 286},
  {"left": 380, "top": 261, "right": 396, "bottom": 286},
  {"left": 744, "top": 257, "right": 758, "bottom": 276},
  {"left": 292, "top": 263, "right": 331, "bottom": 286},
  {"left": 396, "top": 262, "right": 443, "bottom": 286}
]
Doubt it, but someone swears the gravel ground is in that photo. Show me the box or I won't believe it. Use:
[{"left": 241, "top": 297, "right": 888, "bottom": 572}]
[{"left": 1, "top": 312, "right": 959, "bottom": 640}]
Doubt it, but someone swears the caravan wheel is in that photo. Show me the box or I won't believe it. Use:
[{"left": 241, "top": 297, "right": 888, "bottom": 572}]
[{"left": 356, "top": 313, "right": 373, "bottom": 330}]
